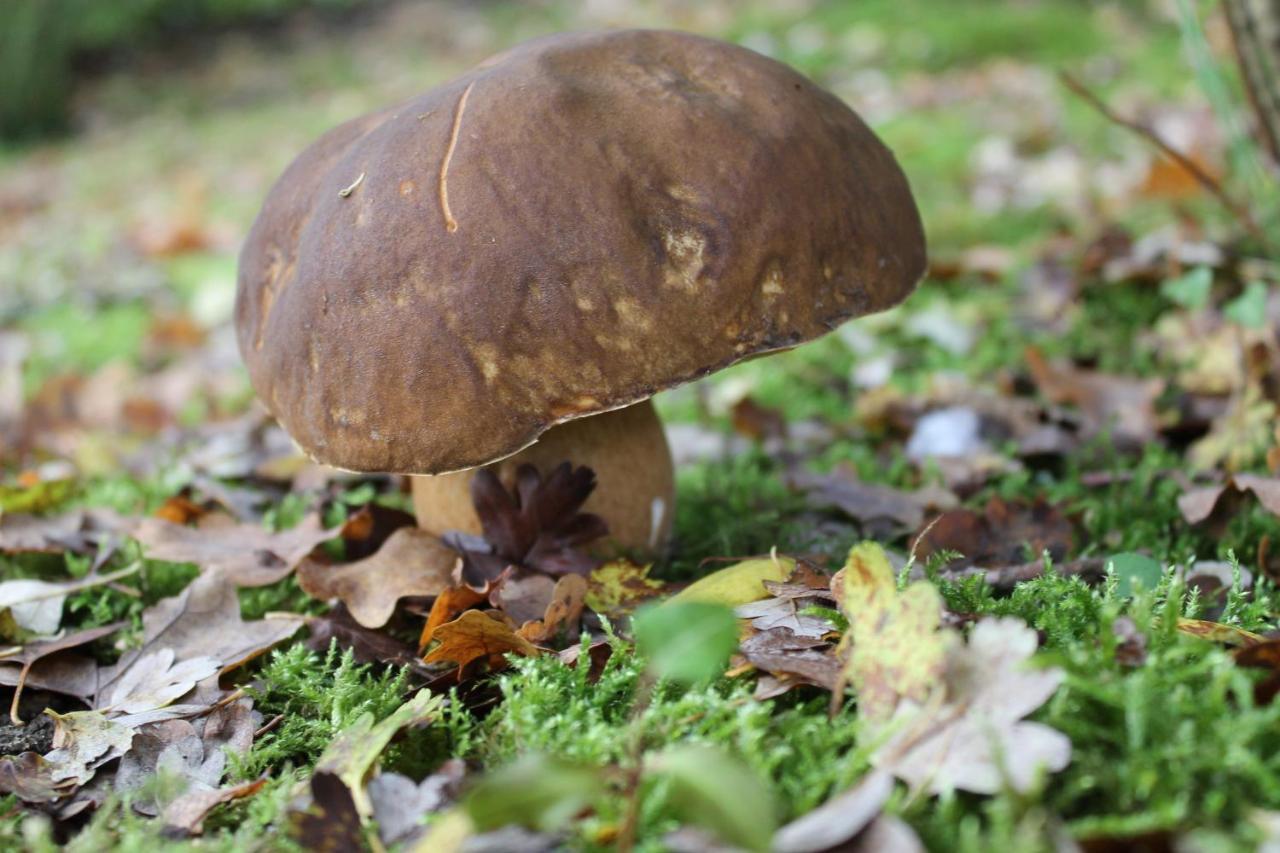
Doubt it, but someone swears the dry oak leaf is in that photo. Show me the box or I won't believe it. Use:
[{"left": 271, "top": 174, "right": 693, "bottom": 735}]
[
  {"left": 96, "top": 571, "right": 304, "bottom": 706},
  {"left": 309, "top": 605, "right": 425, "bottom": 669},
  {"left": 737, "top": 568, "right": 838, "bottom": 640},
  {"left": 132, "top": 512, "right": 341, "bottom": 587},
  {"left": 874, "top": 617, "right": 1069, "bottom": 795},
  {"left": 835, "top": 542, "right": 952, "bottom": 723},
  {"left": 1, "top": 709, "right": 136, "bottom": 799},
  {"left": 101, "top": 649, "right": 220, "bottom": 716},
  {"left": 424, "top": 610, "right": 539, "bottom": 671},
  {"left": 457, "top": 462, "right": 608, "bottom": 585},
  {"left": 297, "top": 527, "right": 457, "bottom": 628},
  {"left": 739, "top": 628, "right": 841, "bottom": 696},
  {"left": 0, "top": 622, "right": 124, "bottom": 717}
]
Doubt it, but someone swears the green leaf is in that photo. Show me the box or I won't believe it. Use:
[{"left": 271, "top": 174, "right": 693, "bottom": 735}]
[
  {"left": 465, "top": 754, "right": 604, "bottom": 832},
  {"left": 648, "top": 744, "right": 777, "bottom": 853},
  {"left": 634, "top": 601, "right": 738, "bottom": 685},
  {"left": 1160, "top": 266, "right": 1212, "bottom": 310},
  {"left": 1224, "top": 280, "right": 1269, "bottom": 329},
  {"left": 1108, "top": 552, "right": 1163, "bottom": 597}
]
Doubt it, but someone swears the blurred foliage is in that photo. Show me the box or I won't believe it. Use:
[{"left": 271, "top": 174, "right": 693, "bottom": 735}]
[{"left": 0, "top": 0, "right": 372, "bottom": 140}]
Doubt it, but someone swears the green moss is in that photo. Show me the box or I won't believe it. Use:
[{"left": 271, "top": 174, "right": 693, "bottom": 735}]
[{"left": 239, "top": 644, "right": 414, "bottom": 779}]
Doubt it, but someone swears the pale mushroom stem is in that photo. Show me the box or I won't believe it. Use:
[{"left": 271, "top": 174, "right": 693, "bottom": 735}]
[{"left": 411, "top": 400, "right": 675, "bottom": 556}]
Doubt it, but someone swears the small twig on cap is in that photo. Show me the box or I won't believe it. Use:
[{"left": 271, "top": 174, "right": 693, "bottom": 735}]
[
  {"left": 338, "top": 172, "right": 365, "bottom": 198},
  {"left": 1058, "top": 70, "right": 1268, "bottom": 248},
  {"left": 439, "top": 81, "right": 476, "bottom": 233}
]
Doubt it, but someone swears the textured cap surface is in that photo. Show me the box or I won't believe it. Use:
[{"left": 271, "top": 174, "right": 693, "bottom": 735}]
[{"left": 236, "top": 29, "right": 926, "bottom": 474}]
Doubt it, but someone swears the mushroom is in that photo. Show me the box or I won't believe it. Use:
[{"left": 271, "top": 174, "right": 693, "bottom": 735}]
[{"left": 235, "top": 29, "right": 925, "bottom": 557}]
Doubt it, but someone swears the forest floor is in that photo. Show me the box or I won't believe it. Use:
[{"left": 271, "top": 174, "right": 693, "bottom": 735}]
[{"left": 2, "top": 0, "right": 1280, "bottom": 850}]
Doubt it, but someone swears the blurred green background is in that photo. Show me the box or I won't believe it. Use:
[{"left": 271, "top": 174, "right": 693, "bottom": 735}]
[{"left": 0, "top": 0, "right": 1260, "bottom": 474}]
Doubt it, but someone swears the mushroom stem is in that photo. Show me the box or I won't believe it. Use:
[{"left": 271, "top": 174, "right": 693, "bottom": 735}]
[{"left": 411, "top": 400, "right": 675, "bottom": 556}]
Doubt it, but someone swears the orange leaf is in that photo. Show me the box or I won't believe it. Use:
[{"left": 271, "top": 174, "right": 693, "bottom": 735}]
[
  {"left": 424, "top": 610, "right": 539, "bottom": 670},
  {"left": 419, "top": 586, "right": 488, "bottom": 651}
]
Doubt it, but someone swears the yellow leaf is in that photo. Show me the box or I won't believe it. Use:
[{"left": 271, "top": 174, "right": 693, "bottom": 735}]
[
  {"left": 586, "top": 559, "right": 666, "bottom": 618},
  {"left": 670, "top": 553, "right": 795, "bottom": 607},
  {"left": 835, "top": 540, "right": 897, "bottom": 616},
  {"left": 835, "top": 541, "right": 951, "bottom": 723}
]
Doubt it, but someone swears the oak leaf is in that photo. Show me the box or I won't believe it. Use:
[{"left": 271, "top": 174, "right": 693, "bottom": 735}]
[
  {"left": 454, "top": 463, "right": 607, "bottom": 585},
  {"left": 424, "top": 610, "right": 539, "bottom": 670},
  {"left": 133, "top": 512, "right": 340, "bottom": 587},
  {"left": 297, "top": 527, "right": 456, "bottom": 628},
  {"left": 834, "top": 542, "right": 952, "bottom": 722}
]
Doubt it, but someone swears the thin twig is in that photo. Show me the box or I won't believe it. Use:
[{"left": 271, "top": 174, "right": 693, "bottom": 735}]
[
  {"left": 254, "top": 713, "right": 285, "bottom": 739},
  {"left": 338, "top": 172, "right": 365, "bottom": 198},
  {"left": 438, "top": 81, "right": 475, "bottom": 233},
  {"left": 1058, "top": 70, "right": 1269, "bottom": 248},
  {"left": 9, "top": 659, "right": 34, "bottom": 726}
]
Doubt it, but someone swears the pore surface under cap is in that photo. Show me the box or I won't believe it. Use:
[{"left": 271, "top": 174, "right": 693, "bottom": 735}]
[{"left": 236, "top": 29, "right": 926, "bottom": 474}]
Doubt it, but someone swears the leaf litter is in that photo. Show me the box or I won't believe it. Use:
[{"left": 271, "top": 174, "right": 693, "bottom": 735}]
[{"left": 3, "top": 3, "right": 1280, "bottom": 848}]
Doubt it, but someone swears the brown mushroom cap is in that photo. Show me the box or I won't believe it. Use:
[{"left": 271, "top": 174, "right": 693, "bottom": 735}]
[{"left": 236, "top": 29, "right": 926, "bottom": 474}]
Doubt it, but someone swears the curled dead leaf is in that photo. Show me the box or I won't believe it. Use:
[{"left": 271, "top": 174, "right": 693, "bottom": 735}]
[
  {"left": 518, "top": 574, "right": 587, "bottom": 644},
  {"left": 424, "top": 610, "right": 540, "bottom": 671}
]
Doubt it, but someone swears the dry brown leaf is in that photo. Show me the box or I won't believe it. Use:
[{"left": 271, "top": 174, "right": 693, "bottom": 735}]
[
  {"left": 162, "top": 776, "right": 268, "bottom": 836},
  {"left": 1178, "top": 474, "right": 1280, "bottom": 532},
  {"left": 1176, "top": 617, "right": 1264, "bottom": 647},
  {"left": 790, "top": 467, "right": 958, "bottom": 537},
  {"left": 424, "top": 610, "right": 539, "bottom": 671},
  {"left": 338, "top": 503, "right": 418, "bottom": 560},
  {"left": 96, "top": 571, "right": 304, "bottom": 706},
  {"left": 0, "top": 622, "right": 123, "bottom": 721},
  {"left": 488, "top": 572, "right": 557, "bottom": 626},
  {"left": 739, "top": 629, "right": 840, "bottom": 695},
  {"left": 297, "top": 527, "right": 456, "bottom": 628},
  {"left": 133, "top": 512, "right": 341, "bottom": 587},
  {"left": 912, "top": 497, "right": 1076, "bottom": 571},
  {"left": 0, "top": 509, "right": 137, "bottom": 555},
  {"left": 1025, "top": 346, "right": 1163, "bottom": 447},
  {"left": 518, "top": 574, "right": 587, "bottom": 644},
  {"left": 307, "top": 606, "right": 425, "bottom": 669}
]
